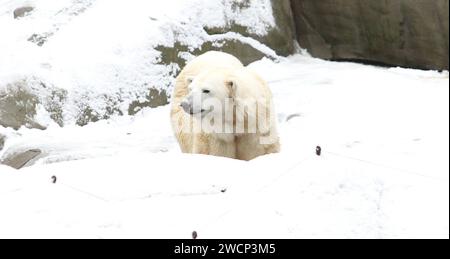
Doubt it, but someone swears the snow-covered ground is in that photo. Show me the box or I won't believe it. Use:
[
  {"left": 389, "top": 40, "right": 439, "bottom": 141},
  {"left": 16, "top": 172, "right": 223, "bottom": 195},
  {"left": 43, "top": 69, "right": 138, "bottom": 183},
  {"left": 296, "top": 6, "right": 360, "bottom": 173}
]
[
  {"left": 1, "top": 54, "right": 449, "bottom": 239},
  {"left": 1, "top": 0, "right": 449, "bottom": 239}
]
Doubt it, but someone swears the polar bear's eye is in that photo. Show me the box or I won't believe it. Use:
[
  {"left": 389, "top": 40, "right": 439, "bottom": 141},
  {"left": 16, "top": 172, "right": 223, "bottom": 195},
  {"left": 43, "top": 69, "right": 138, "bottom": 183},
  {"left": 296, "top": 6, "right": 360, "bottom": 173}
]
[{"left": 202, "top": 89, "right": 211, "bottom": 94}]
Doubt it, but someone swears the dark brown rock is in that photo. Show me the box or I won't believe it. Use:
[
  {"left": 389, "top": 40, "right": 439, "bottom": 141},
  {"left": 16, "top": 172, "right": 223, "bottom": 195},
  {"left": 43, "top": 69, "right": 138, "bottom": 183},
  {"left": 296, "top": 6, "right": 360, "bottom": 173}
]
[{"left": 291, "top": 0, "right": 449, "bottom": 70}]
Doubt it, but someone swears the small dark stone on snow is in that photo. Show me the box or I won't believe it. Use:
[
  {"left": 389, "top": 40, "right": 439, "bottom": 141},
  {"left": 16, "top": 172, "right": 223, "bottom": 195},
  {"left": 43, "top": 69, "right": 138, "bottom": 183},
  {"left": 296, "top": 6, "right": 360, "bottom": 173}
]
[{"left": 316, "top": 146, "right": 322, "bottom": 156}]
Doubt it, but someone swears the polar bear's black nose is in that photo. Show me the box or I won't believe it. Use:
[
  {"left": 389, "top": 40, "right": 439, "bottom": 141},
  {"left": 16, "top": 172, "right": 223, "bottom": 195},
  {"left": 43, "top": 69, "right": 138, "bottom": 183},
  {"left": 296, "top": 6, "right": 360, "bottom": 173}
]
[{"left": 180, "top": 101, "right": 193, "bottom": 114}]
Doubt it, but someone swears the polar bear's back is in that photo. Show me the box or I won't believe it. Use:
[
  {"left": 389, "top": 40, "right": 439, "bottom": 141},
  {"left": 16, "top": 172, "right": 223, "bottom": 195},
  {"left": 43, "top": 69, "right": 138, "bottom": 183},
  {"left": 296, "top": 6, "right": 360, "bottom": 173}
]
[
  {"left": 231, "top": 67, "right": 272, "bottom": 100},
  {"left": 186, "top": 51, "right": 244, "bottom": 71}
]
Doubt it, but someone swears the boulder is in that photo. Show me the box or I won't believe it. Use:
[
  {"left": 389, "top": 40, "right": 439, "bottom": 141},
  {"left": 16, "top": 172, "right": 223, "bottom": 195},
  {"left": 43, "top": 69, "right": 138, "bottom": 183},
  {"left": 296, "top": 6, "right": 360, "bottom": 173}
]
[
  {"left": 291, "top": 0, "right": 449, "bottom": 70},
  {"left": 44, "top": 89, "right": 67, "bottom": 127},
  {"left": 0, "top": 78, "right": 167, "bottom": 128},
  {"left": 2, "top": 1, "right": 298, "bottom": 129},
  {"left": 0, "top": 79, "right": 68, "bottom": 129},
  {"left": 204, "top": 0, "right": 296, "bottom": 57},
  {"left": 156, "top": 38, "right": 274, "bottom": 68},
  {"left": 127, "top": 0, "right": 296, "bottom": 114},
  {"left": 74, "top": 96, "right": 124, "bottom": 127},
  {"left": 128, "top": 89, "right": 169, "bottom": 116},
  {"left": 268, "top": 0, "right": 297, "bottom": 56},
  {"left": 0, "top": 82, "right": 45, "bottom": 130},
  {"left": 13, "top": 6, "right": 34, "bottom": 19},
  {"left": 1, "top": 149, "right": 42, "bottom": 169},
  {"left": 156, "top": 0, "right": 296, "bottom": 69}
]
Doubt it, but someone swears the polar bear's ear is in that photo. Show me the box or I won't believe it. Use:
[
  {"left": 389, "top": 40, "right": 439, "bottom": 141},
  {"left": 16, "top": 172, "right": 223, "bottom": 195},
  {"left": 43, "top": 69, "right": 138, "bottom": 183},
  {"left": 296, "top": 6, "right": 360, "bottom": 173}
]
[
  {"left": 225, "top": 80, "right": 236, "bottom": 98},
  {"left": 186, "top": 76, "right": 195, "bottom": 85}
]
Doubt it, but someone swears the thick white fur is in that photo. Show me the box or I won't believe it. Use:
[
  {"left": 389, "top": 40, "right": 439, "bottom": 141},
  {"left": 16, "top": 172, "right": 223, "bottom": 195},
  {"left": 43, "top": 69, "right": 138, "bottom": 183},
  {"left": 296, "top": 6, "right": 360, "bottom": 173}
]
[
  {"left": 171, "top": 52, "right": 280, "bottom": 160},
  {"left": 171, "top": 51, "right": 243, "bottom": 153}
]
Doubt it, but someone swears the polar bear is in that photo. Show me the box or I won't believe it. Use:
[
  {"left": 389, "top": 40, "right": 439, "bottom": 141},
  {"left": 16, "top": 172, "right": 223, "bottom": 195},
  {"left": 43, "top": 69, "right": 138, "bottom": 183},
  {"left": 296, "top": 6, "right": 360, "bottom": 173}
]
[
  {"left": 171, "top": 52, "right": 280, "bottom": 160},
  {"left": 171, "top": 51, "right": 244, "bottom": 153}
]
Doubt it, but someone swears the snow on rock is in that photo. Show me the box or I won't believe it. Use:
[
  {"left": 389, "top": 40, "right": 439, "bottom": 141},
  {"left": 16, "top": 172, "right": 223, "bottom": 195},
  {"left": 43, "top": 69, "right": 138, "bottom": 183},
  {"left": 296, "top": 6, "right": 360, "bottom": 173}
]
[
  {"left": 0, "top": 106, "right": 175, "bottom": 166},
  {"left": 0, "top": 55, "right": 448, "bottom": 238},
  {"left": 0, "top": 0, "right": 292, "bottom": 128}
]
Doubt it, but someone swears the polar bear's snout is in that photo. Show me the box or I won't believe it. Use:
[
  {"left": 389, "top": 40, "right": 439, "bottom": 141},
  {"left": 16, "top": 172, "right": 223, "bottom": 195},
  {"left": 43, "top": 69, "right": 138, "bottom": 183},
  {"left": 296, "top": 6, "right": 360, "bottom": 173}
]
[
  {"left": 180, "top": 97, "right": 194, "bottom": 115},
  {"left": 181, "top": 95, "right": 205, "bottom": 115}
]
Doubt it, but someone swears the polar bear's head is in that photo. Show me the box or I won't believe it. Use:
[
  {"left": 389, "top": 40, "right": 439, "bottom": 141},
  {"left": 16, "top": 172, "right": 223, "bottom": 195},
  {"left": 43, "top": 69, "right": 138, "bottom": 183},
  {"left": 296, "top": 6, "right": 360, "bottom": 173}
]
[
  {"left": 180, "top": 69, "right": 236, "bottom": 118},
  {"left": 180, "top": 67, "right": 275, "bottom": 137}
]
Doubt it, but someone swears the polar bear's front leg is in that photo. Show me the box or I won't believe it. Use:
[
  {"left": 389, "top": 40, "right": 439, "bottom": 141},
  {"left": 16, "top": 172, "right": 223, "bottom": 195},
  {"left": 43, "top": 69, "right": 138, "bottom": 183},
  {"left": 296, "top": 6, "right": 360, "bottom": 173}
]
[
  {"left": 192, "top": 133, "right": 211, "bottom": 155},
  {"left": 209, "top": 134, "right": 236, "bottom": 159},
  {"left": 192, "top": 133, "right": 236, "bottom": 159}
]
